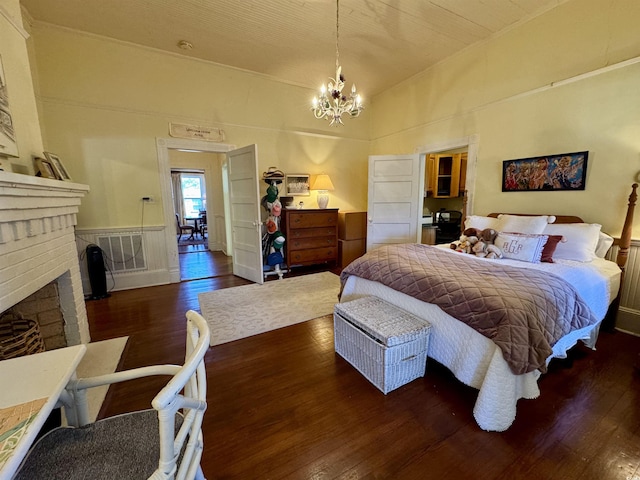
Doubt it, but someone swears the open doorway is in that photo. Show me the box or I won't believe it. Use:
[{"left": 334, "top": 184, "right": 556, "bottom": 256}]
[
  {"left": 365, "top": 135, "right": 478, "bottom": 250},
  {"left": 156, "top": 138, "right": 236, "bottom": 283},
  {"left": 418, "top": 135, "right": 478, "bottom": 245},
  {"left": 171, "top": 168, "right": 212, "bottom": 280}
]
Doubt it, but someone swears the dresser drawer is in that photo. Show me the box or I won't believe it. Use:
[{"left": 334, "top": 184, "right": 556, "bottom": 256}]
[
  {"left": 288, "top": 226, "right": 336, "bottom": 239},
  {"left": 282, "top": 209, "right": 339, "bottom": 269},
  {"left": 288, "top": 212, "right": 337, "bottom": 228},
  {"left": 288, "top": 235, "right": 337, "bottom": 251},
  {"left": 289, "top": 247, "right": 337, "bottom": 264}
]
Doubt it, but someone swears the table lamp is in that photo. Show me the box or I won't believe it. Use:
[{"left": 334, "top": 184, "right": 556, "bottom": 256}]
[{"left": 311, "top": 174, "right": 335, "bottom": 209}]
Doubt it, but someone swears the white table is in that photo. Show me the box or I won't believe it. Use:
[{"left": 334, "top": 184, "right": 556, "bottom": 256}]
[{"left": 0, "top": 344, "right": 86, "bottom": 480}]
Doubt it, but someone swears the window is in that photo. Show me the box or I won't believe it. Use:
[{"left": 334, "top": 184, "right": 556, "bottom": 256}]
[{"left": 181, "top": 174, "right": 206, "bottom": 217}]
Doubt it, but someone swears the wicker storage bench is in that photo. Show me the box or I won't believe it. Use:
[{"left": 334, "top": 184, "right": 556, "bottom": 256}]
[{"left": 334, "top": 296, "right": 431, "bottom": 394}]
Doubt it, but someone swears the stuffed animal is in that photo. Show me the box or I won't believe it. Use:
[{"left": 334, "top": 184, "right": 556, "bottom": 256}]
[
  {"left": 450, "top": 228, "right": 480, "bottom": 254},
  {"left": 472, "top": 228, "right": 503, "bottom": 259}
]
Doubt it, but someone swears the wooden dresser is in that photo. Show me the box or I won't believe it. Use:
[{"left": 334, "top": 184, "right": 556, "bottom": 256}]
[{"left": 281, "top": 208, "right": 339, "bottom": 268}]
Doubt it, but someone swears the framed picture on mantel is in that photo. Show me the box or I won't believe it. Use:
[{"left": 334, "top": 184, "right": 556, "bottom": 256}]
[
  {"left": 34, "top": 157, "right": 57, "bottom": 179},
  {"left": 44, "top": 151, "right": 73, "bottom": 181}
]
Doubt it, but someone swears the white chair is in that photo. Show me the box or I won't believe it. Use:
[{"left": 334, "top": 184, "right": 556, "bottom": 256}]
[{"left": 14, "top": 310, "right": 210, "bottom": 480}]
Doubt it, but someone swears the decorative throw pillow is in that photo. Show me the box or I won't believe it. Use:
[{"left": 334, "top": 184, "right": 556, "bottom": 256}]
[
  {"left": 595, "top": 231, "right": 614, "bottom": 258},
  {"left": 496, "top": 214, "right": 556, "bottom": 234},
  {"left": 540, "top": 235, "right": 563, "bottom": 263},
  {"left": 495, "top": 232, "right": 549, "bottom": 263},
  {"left": 464, "top": 215, "right": 500, "bottom": 231},
  {"left": 542, "top": 223, "right": 601, "bottom": 262}
]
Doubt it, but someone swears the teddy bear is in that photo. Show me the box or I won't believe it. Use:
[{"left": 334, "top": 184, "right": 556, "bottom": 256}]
[
  {"left": 471, "top": 228, "right": 503, "bottom": 259},
  {"left": 450, "top": 227, "right": 481, "bottom": 254}
]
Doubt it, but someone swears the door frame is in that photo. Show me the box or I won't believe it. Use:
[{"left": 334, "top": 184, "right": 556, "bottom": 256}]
[
  {"left": 415, "top": 134, "right": 479, "bottom": 229},
  {"left": 156, "top": 137, "right": 236, "bottom": 283}
]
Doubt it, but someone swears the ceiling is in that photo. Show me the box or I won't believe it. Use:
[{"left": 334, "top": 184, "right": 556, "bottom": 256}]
[{"left": 20, "top": 0, "right": 565, "bottom": 97}]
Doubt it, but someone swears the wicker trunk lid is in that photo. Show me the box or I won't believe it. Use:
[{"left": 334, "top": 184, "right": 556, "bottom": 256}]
[{"left": 334, "top": 296, "right": 430, "bottom": 346}]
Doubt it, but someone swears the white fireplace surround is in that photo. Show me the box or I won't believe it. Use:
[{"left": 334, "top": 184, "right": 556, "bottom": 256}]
[{"left": 0, "top": 171, "right": 90, "bottom": 345}]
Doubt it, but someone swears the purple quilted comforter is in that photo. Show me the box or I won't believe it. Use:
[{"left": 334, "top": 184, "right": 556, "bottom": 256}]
[{"left": 340, "top": 244, "right": 598, "bottom": 374}]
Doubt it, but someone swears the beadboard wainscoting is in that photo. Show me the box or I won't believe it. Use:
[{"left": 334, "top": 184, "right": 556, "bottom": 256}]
[
  {"left": 76, "top": 226, "right": 171, "bottom": 293},
  {"left": 607, "top": 239, "right": 640, "bottom": 335},
  {"left": 210, "top": 213, "right": 226, "bottom": 253}
]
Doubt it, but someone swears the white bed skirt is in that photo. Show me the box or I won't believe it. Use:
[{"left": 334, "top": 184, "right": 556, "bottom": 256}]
[{"left": 341, "top": 275, "right": 601, "bottom": 431}]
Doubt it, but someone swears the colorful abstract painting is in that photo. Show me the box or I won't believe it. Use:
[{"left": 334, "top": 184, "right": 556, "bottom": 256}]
[{"left": 502, "top": 151, "right": 588, "bottom": 192}]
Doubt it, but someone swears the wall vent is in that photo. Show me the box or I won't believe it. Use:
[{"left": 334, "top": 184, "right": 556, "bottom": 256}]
[{"left": 96, "top": 234, "right": 146, "bottom": 273}]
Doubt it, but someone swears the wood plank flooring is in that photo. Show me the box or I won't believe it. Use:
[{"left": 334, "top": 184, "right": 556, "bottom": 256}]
[{"left": 86, "top": 253, "right": 640, "bottom": 480}]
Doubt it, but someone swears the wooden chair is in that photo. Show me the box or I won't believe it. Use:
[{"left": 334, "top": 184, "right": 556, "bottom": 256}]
[
  {"left": 199, "top": 212, "right": 207, "bottom": 238},
  {"left": 176, "top": 213, "right": 195, "bottom": 241},
  {"left": 435, "top": 209, "right": 463, "bottom": 244},
  {"left": 14, "top": 310, "right": 210, "bottom": 480}
]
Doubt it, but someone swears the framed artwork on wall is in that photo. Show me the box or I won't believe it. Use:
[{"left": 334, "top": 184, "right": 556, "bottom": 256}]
[
  {"left": 285, "top": 174, "right": 310, "bottom": 196},
  {"left": 502, "top": 151, "right": 588, "bottom": 192},
  {"left": 44, "top": 151, "right": 73, "bottom": 181},
  {"left": 0, "top": 55, "right": 19, "bottom": 158}
]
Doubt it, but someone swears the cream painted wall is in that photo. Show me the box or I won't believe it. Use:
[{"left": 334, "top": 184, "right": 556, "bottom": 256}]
[
  {"left": 370, "top": 0, "right": 640, "bottom": 238},
  {"left": 25, "top": 23, "right": 370, "bottom": 230},
  {"left": 0, "top": 0, "right": 43, "bottom": 173}
]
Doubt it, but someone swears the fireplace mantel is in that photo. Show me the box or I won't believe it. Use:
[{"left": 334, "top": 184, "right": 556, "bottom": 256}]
[{"left": 0, "top": 171, "right": 91, "bottom": 345}]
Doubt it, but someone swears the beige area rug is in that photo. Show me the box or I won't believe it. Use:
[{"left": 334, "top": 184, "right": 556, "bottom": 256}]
[
  {"left": 199, "top": 271, "right": 341, "bottom": 346},
  {"left": 62, "top": 336, "right": 128, "bottom": 424}
]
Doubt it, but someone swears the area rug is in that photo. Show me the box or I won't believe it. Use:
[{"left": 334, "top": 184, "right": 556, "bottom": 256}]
[
  {"left": 198, "top": 271, "right": 341, "bottom": 346},
  {"left": 63, "top": 336, "right": 128, "bottom": 424}
]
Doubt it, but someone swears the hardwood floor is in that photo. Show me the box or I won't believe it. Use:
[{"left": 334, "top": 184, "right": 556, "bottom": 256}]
[
  {"left": 86, "top": 257, "right": 640, "bottom": 479},
  {"left": 178, "top": 238, "right": 232, "bottom": 281}
]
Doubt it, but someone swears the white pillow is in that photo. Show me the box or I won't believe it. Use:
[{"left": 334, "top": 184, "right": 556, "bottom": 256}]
[
  {"left": 542, "top": 223, "right": 602, "bottom": 262},
  {"left": 495, "top": 232, "right": 549, "bottom": 263},
  {"left": 464, "top": 215, "right": 500, "bottom": 231},
  {"left": 496, "top": 214, "right": 556, "bottom": 234},
  {"left": 595, "top": 231, "right": 614, "bottom": 258}
]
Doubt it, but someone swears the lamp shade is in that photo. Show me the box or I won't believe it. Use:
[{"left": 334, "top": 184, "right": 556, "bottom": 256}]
[{"left": 311, "top": 174, "right": 335, "bottom": 191}]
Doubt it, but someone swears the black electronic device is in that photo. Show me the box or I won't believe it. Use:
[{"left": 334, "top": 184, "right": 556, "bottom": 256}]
[{"left": 86, "top": 244, "right": 110, "bottom": 300}]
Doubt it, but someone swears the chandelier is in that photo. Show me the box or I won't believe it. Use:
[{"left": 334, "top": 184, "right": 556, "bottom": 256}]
[{"left": 311, "top": 0, "right": 363, "bottom": 126}]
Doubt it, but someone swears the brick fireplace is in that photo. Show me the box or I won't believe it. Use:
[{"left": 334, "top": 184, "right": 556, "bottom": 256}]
[{"left": 0, "top": 171, "right": 90, "bottom": 347}]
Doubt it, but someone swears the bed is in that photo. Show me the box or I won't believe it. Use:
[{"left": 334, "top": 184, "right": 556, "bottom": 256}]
[{"left": 339, "top": 183, "right": 638, "bottom": 432}]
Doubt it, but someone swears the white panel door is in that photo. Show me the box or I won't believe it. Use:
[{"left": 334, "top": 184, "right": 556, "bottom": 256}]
[
  {"left": 227, "top": 145, "right": 263, "bottom": 284},
  {"left": 367, "top": 154, "right": 422, "bottom": 251}
]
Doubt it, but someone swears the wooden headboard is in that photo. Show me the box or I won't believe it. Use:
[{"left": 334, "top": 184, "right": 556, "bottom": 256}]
[
  {"left": 487, "top": 213, "right": 584, "bottom": 224},
  {"left": 488, "top": 183, "right": 638, "bottom": 275},
  {"left": 485, "top": 184, "right": 638, "bottom": 330},
  {"left": 485, "top": 183, "right": 638, "bottom": 271}
]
